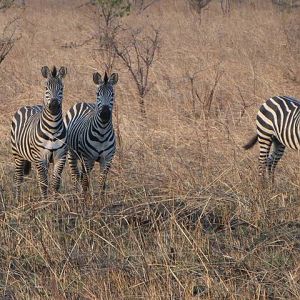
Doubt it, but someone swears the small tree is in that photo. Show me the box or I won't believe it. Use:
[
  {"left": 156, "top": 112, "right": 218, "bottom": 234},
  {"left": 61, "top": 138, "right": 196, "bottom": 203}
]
[
  {"left": 0, "top": 12, "right": 20, "bottom": 66},
  {"left": 113, "top": 28, "right": 160, "bottom": 117},
  {"left": 189, "top": 0, "right": 212, "bottom": 14},
  {"left": 129, "top": 0, "right": 159, "bottom": 12},
  {"left": 188, "top": 69, "right": 223, "bottom": 119},
  {"left": 0, "top": 0, "right": 14, "bottom": 10},
  {"left": 95, "top": 0, "right": 131, "bottom": 73},
  {"left": 272, "top": 0, "right": 300, "bottom": 8},
  {"left": 92, "top": 1, "right": 160, "bottom": 117}
]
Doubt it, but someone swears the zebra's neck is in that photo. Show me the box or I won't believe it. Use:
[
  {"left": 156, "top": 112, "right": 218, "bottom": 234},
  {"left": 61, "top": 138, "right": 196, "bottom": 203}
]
[
  {"left": 90, "top": 109, "right": 112, "bottom": 131},
  {"left": 41, "top": 107, "right": 64, "bottom": 134}
]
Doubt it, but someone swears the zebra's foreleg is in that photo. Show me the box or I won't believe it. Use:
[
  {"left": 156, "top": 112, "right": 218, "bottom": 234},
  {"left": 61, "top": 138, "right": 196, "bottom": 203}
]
[
  {"left": 13, "top": 157, "right": 26, "bottom": 201},
  {"left": 52, "top": 155, "right": 66, "bottom": 193},
  {"left": 99, "top": 164, "right": 111, "bottom": 193},
  {"left": 35, "top": 161, "right": 49, "bottom": 199},
  {"left": 81, "top": 158, "right": 94, "bottom": 194},
  {"left": 68, "top": 152, "right": 81, "bottom": 192}
]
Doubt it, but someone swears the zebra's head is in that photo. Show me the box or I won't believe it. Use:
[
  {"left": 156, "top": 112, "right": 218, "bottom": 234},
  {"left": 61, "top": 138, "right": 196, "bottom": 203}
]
[
  {"left": 41, "top": 66, "right": 67, "bottom": 115},
  {"left": 93, "top": 71, "right": 118, "bottom": 123}
]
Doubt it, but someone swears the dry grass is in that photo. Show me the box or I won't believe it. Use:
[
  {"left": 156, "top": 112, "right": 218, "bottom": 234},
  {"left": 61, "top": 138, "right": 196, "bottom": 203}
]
[{"left": 0, "top": 0, "right": 300, "bottom": 299}]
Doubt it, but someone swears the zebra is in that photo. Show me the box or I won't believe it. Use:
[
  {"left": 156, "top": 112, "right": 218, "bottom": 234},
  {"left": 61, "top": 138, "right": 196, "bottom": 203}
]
[
  {"left": 244, "top": 95, "right": 300, "bottom": 182},
  {"left": 11, "top": 66, "right": 67, "bottom": 199},
  {"left": 65, "top": 71, "right": 118, "bottom": 194}
]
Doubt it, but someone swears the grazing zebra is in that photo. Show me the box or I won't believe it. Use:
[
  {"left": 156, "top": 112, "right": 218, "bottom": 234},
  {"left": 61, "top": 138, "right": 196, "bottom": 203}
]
[
  {"left": 244, "top": 95, "right": 300, "bottom": 182},
  {"left": 65, "top": 71, "right": 118, "bottom": 194},
  {"left": 11, "top": 66, "right": 67, "bottom": 199}
]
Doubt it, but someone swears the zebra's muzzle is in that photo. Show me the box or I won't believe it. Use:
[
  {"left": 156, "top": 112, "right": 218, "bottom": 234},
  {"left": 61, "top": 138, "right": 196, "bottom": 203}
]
[
  {"left": 100, "top": 105, "right": 111, "bottom": 123},
  {"left": 49, "top": 98, "right": 61, "bottom": 115}
]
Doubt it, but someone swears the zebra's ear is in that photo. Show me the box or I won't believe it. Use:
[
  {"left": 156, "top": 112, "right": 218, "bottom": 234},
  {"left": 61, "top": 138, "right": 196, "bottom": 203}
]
[
  {"left": 41, "top": 66, "right": 50, "bottom": 78},
  {"left": 58, "top": 67, "right": 67, "bottom": 79},
  {"left": 93, "top": 72, "right": 102, "bottom": 85},
  {"left": 109, "top": 73, "right": 118, "bottom": 85}
]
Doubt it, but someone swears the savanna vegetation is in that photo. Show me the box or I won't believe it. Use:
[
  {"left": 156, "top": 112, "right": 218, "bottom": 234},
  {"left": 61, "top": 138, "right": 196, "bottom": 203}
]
[{"left": 0, "top": 0, "right": 299, "bottom": 298}]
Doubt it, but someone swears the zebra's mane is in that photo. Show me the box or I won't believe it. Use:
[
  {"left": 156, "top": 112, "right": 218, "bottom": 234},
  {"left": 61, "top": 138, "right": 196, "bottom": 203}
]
[
  {"left": 104, "top": 72, "right": 108, "bottom": 84},
  {"left": 51, "top": 66, "right": 57, "bottom": 78}
]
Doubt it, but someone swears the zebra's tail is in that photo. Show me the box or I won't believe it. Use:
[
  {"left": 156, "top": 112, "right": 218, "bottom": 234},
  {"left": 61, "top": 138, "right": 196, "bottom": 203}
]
[
  {"left": 243, "top": 134, "right": 258, "bottom": 150},
  {"left": 24, "top": 161, "right": 31, "bottom": 175}
]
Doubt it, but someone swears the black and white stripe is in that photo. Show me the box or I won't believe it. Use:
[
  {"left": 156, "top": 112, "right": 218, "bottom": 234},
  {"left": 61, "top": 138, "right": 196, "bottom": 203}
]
[
  {"left": 11, "top": 66, "right": 67, "bottom": 199},
  {"left": 65, "top": 71, "right": 118, "bottom": 193},
  {"left": 244, "top": 95, "right": 300, "bottom": 181}
]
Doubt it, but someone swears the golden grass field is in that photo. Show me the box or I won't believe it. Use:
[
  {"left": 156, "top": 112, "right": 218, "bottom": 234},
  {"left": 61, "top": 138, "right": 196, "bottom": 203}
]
[{"left": 0, "top": 0, "right": 300, "bottom": 298}]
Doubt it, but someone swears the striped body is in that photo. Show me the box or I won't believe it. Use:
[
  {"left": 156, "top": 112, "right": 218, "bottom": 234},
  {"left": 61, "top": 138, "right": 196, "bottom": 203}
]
[
  {"left": 65, "top": 72, "right": 118, "bottom": 194},
  {"left": 244, "top": 95, "right": 300, "bottom": 181},
  {"left": 10, "top": 66, "right": 67, "bottom": 199}
]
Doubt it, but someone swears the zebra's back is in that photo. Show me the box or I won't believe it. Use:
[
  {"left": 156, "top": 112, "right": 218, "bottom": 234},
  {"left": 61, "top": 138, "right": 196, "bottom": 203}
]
[
  {"left": 65, "top": 102, "right": 95, "bottom": 127},
  {"left": 11, "top": 105, "right": 43, "bottom": 160},
  {"left": 257, "top": 96, "right": 300, "bottom": 150}
]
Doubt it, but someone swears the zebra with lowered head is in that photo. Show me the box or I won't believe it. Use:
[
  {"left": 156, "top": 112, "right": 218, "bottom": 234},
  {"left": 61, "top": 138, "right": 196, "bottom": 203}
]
[
  {"left": 244, "top": 95, "right": 300, "bottom": 182},
  {"left": 11, "top": 66, "right": 67, "bottom": 199},
  {"left": 65, "top": 71, "right": 118, "bottom": 194}
]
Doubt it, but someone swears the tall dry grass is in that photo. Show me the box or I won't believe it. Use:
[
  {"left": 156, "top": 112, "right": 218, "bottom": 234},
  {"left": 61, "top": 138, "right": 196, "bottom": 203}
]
[{"left": 0, "top": 0, "right": 300, "bottom": 299}]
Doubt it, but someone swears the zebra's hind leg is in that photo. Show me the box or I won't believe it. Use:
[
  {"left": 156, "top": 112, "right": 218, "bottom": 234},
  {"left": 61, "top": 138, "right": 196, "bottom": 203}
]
[
  {"left": 258, "top": 135, "right": 273, "bottom": 185},
  {"left": 267, "top": 138, "right": 285, "bottom": 183},
  {"left": 35, "top": 161, "right": 49, "bottom": 199},
  {"left": 13, "top": 157, "right": 28, "bottom": 201}
]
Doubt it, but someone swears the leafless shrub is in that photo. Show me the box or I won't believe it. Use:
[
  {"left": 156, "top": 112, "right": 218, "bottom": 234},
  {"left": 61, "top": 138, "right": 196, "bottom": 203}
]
[
  {"left": 272, "top": 0, "right": 300, "bottom": 8},
  {"left": 113, "top": 28, "right": 160, "bottom": 117},
  {"left": 94, "top": 0, "right": 131, "bottom": 73},
  {"left": 0, "top": 17, "right": 20, "bottom": 65},
  {"left": 0, "top": 0, "right": 14, "bottom": 10},
  {"left": 188, "top": 69, "right": 223, "bottom": 119},
  {"left": 221, "top": 0, "right": 231, "bottom": 14},
  {"left": 282, "top": 18, "right": 300, "bottom": 83},
  {"left": 189, "top": 0, "right": 212, "bottom": 14},
  {"left": 129, "top": 0, "right": 159, "bottom": 12}
]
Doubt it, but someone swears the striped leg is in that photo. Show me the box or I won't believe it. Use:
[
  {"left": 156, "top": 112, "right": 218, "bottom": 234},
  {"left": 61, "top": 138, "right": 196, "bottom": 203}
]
[
  {"left": 13, "top": 156, "right": 26, "bottom": 200},
  {"left": 99, "top": 162, "right": 112, "bottom": 192},
  {"left": 267, "top": 139, "right": 285, "bottom": 183},
  {"left": 258, "top": 135, "right": 273, "bottom": 181},
  {"left": 52, "top": 156, "right": 66, "bottom": 193},
  {"left": 35, "top": 161, "right": 49, "bottom": 199},
  {"left": 81, "top": 158, "right": 94, "bottom": 193},
  {"left": 68, "top": 152, "right": 81, "bottom": 192}
]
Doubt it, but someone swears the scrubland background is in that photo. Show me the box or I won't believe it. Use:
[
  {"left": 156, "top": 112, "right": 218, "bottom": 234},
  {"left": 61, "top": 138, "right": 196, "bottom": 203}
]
[{"left": 0, "top": 0, "right": 300, "bottom": 299}]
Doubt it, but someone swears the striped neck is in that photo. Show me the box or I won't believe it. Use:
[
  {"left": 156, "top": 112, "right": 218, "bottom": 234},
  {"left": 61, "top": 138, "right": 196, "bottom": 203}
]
[
  {"left": 95, "top": 111, "right": 112, "bottom": 126},
  {"left": 41, "top": 107, "right": 64, "bottom": 135},
  {"left": 42, "top": 106, "right": 62, "bottom": 121}
]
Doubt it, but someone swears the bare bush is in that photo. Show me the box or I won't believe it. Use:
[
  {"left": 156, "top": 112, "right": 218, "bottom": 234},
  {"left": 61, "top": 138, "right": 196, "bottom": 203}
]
[
  {"left": 188, "top": 69, "right": 223, "bottom": 119},
  {"left": 0, "top": 17, "right": 20, "bottom": 65},
  {"left": 94, "top": 0, "right": 131, "bottom": 72},
  {"left": 91, "top": 1, "right": 160, "bottom": 117},
  {"left": 113, "top": 28, "right": 160, "bottom": 117},
  {"left": 0, "top": 0, "right": 14, "bottom": 10},
  {"left": 189, "top": 0, "right": 212, "bottom": 13},
  {"left": 129, "top": 0, "right": 159, "bottom": 12},
  {"left": 220, "top": 0, "right": 231, "bottom": 14},
  {"left": 282, "top": 17, "right": 300, "bottom": 82},
  {"left": 272, "top": 0, "right": 300, "bottom": 8}
]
